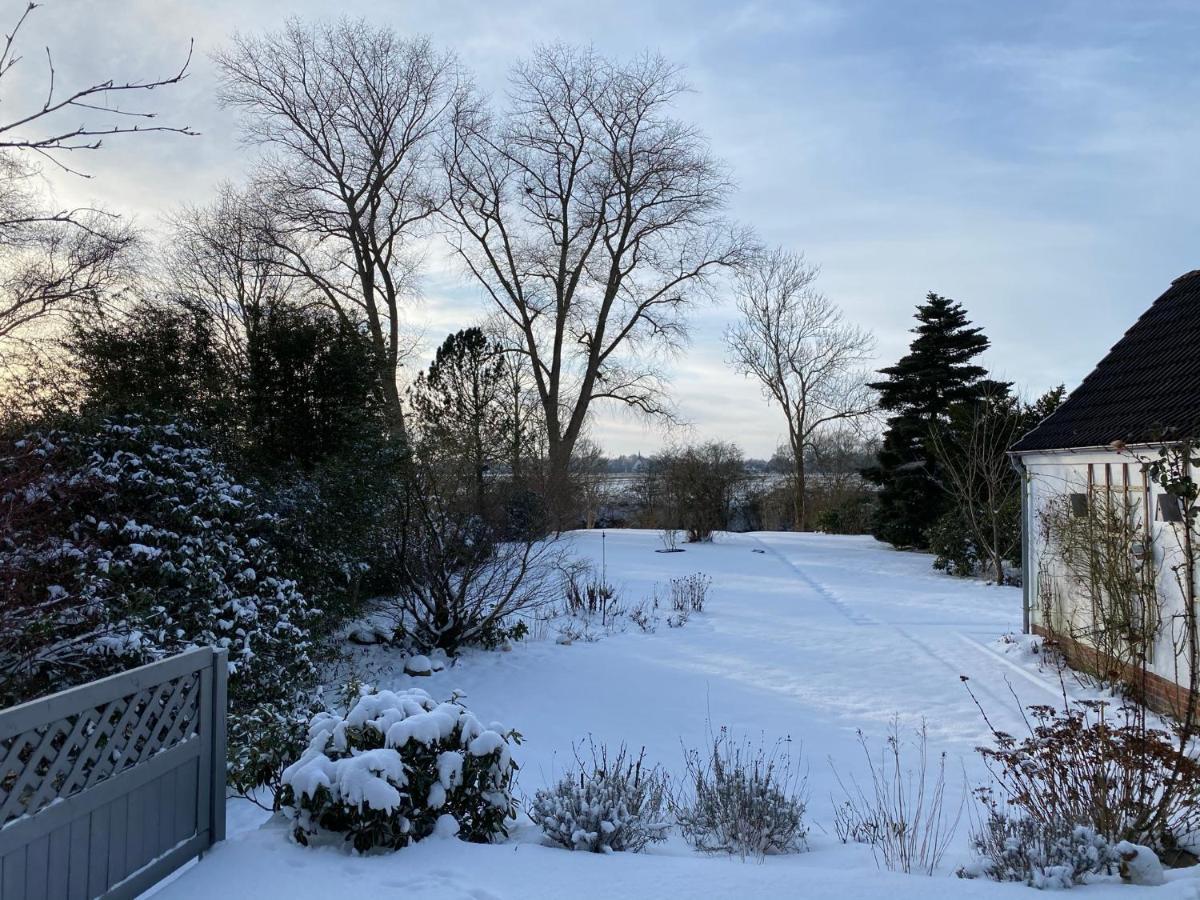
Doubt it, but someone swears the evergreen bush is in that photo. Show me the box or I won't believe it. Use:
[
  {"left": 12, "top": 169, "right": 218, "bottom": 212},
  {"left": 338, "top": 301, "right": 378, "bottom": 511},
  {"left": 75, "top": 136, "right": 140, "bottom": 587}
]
[
  {"left": 0, "top": 415, "right": 316, "bottom": 708},
  {"left": 281, "top": 686, "right": 521, "bottom": 852}
]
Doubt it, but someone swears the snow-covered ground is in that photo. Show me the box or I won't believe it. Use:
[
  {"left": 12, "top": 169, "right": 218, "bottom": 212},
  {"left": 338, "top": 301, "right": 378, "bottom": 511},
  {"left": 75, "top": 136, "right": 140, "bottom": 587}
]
[{"left": 148, "top": 531, "right": 1200, "bottom": 899}]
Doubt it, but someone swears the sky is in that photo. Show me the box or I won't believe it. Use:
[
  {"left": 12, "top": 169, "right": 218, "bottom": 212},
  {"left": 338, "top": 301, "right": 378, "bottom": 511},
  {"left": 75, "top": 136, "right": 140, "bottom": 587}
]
[{"left": 23, "top": 0, "right": 1200, "bottom": 457}]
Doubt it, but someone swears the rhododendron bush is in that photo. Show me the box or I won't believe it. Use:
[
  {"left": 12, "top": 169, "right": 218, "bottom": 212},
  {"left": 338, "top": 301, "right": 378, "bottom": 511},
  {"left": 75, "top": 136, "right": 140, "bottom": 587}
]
[
  {"left": 280, "top": 686, "right": 520, "bottom": 852},
  {"left": 0, "top": 415, "right": 316, "bottom": 706}
]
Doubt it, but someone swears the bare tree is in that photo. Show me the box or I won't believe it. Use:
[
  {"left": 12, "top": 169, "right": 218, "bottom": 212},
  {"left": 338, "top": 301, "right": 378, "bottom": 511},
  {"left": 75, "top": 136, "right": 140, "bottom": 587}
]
[
  {"left": 927, "top": 385, "right": 1024, "bottom": 583},
  {"left": 0, "top": 2, "right": 193, "bottom": 343},
  {"left": 215, "top": 20, "right": 463, "bottom": 435},
  {"left": 726, "top": 248, "right": 875, "bottom": 529},
  {"left": 444, "top": 45, "right": 754, "bottom": 522}
]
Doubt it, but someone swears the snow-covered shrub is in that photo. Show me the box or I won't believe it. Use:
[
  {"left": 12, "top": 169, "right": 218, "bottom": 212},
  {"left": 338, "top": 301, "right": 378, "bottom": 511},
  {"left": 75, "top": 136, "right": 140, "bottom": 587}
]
[
  {"left": 628, "top": 598, "right": 658, "bottom": 633},
  {"left": 667, "top": 608, "right": 689, "bottom": 628},
  {"left": 959, "top": 799, "right": 1117, "bottom": 888},
  {"left": 969, "top": 693, "right": 1200, "bottom": 853},
  {"left": 832, "top": 718, "right": 961, "bottom": 875},
  {"left": 563, "top": 567, "right": 620, "bottom": 620},
  {"left": 228, "top": 692, "right": 327, "bottom": 811},
  {"left": 529, "top": 741, "right": 669, "bottom": 853},
  {"left": 670, "top": 573, "right": 711, "bottom": 614},
  {"left": 280, "top": 686, "right": 521, "bottom": 852},
  {"left": 540, "top": 562, "right": 641, "bottom": 642},
  {"left": 676, "top": 728, "right": 808, "bottom": 859},
  {"left": 0, "top": 415, "right": 316, "bottom": 707}
]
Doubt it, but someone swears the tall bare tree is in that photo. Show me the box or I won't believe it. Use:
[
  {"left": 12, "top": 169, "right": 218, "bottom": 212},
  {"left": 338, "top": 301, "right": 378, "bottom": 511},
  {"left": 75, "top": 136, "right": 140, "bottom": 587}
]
[
  {"left": 726, "top": 247, "right": 875, "bottom": 529},
  {"left": 444, "top": 45, "right": 754, "bottom": 521},
  {"left": 215, "top": 20, "right": 463, "bottom": 435},
  {"left": 0, "top": 2, "right": 193, "bottom": 343}
]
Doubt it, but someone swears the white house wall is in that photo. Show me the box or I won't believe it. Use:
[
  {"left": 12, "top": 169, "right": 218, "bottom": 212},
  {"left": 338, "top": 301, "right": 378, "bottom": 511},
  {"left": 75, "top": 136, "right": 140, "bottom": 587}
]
[{"left": 1019, "top": 447, "right": 1192, "bottom": 689}]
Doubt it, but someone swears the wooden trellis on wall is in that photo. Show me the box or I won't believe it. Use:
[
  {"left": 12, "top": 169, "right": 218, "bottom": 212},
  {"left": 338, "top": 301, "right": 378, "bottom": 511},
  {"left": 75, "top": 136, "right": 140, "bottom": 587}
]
[{"left": 0, "top": 647, "right": 227, "bottom": 899}]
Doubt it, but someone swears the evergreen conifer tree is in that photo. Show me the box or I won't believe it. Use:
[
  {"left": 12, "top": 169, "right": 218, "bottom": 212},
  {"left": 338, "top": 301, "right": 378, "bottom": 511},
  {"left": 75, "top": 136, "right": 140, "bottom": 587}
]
[
  {"left": 408, "top": 328, "right": 515, "bottom": 515},
  {"left": 865, "top": 293, "right": 990, "bottom": 548}
]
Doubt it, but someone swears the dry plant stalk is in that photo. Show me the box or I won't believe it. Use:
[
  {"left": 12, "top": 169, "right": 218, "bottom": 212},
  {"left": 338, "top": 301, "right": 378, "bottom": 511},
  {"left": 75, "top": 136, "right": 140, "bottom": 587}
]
[{"left": 831, "top": 717, "right": 962, "bottom": 876}]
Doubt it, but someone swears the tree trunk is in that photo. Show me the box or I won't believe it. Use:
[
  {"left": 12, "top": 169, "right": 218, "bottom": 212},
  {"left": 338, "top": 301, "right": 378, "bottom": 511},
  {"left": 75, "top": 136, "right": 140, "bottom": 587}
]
[
  {"left": 791, "top": 436, "right": 807, "bottom": 531},
  {"left": 546, "top": 438, "right": 575, "bottom": 532},
  {"left": 379, "top": 365, "right": 406, "bottom": 439}
]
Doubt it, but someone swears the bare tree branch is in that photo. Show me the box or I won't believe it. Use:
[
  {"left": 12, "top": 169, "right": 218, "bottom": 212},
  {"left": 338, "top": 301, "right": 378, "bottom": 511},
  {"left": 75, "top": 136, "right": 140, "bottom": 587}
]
[
  {"left": 0, "top": 3, "right": 192, "bottom": 342},
  {"left": 0, "top": 3, "right": 194, "bottom": 175},
  {"left": 215, "top": 19, "right": 463, "bottom": 435}
]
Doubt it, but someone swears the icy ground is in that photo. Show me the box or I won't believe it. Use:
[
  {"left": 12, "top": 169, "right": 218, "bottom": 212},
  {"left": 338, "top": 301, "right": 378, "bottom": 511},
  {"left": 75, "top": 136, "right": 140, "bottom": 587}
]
[{"left": 148, "top": 531, "right": 1200, "bottom": 899}]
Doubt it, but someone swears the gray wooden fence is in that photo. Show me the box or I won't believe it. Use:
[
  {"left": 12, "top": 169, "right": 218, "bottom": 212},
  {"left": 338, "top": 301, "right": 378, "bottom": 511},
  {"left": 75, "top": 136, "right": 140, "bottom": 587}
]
[{"left": 0, "top": 647, "right": 227, "bottom": 900}]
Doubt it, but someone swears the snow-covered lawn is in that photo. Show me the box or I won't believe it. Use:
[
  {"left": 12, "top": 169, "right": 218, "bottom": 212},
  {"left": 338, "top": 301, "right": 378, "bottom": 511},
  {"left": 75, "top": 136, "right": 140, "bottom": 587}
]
[{"left": 149, "top": 531, "right": 1200, "bottom": 899}]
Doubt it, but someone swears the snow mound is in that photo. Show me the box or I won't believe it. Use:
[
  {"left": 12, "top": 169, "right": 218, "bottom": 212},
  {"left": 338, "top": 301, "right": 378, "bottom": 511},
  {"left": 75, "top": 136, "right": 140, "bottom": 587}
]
[{"left": 1116, "top": 842, "right": 1165, "bottom": 886}]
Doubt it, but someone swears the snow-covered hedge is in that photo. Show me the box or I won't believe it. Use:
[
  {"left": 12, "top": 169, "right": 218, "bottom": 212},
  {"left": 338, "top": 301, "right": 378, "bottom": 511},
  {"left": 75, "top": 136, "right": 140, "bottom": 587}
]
[
  {"left": 0, "top": 416, "right": 316, "bottom": 706},
  {"left": 280, "top": 687, "right": 520, "bottom": 852},
  {"left": 529, "top": 741, "right": 669, "bottom": 853}
]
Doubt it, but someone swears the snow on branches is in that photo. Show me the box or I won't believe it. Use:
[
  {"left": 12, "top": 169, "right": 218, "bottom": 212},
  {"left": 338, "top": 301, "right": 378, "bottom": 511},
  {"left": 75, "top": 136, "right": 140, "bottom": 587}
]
[{"left": 0, "top": 415, "right": 315, "bottom": 705}]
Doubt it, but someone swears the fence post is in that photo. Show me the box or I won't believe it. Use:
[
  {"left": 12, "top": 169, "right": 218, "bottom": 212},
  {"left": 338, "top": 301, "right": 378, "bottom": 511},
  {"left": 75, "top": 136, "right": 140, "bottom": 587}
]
[{"left": 210, "top": 647, "right": 228, "bottom": 845}]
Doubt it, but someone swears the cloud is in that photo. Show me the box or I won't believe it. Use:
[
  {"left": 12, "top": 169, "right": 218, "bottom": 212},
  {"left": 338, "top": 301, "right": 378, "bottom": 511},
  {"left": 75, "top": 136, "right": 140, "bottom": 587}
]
[{"left": 18, "top": 0, "right": 1200, "bottom": 455}]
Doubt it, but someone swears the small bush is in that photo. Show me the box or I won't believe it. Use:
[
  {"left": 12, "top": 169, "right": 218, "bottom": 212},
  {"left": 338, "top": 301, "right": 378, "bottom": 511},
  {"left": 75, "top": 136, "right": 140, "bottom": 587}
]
[
  {"left": 543, "top": 563, "right": 633, "bottom": 641},
  {"left": 971, "top": 696, "right": 1200, "bottom": 852},
  {"left": 959, "top": 796, "right": 1117, "bottom": 889},
  {"left": 629, "top": 598, "right": 658, "bottom": 633},
  {"left": 281, "top": 686, "right": 520, "bottom": 853},
  {"left": 676, "top": 728, "right": 808, "bottom": 858},
  {"left": 832, "top": 718, "right": 961, "bottom": 875},
  {"left": 564, "top": 568, "right": 620, "bottom": 621},
  {"left": 670, "top": 573, "right": 711, "bottom": 614},
  {"left": 529, "top": 740, "right": 670, "bottom": 853},
  {"left": 929, "top": 507, "right": 979, "bottom": 577},
  {"left": 391, "top": 461, "right": 560, "bottom": 653}
]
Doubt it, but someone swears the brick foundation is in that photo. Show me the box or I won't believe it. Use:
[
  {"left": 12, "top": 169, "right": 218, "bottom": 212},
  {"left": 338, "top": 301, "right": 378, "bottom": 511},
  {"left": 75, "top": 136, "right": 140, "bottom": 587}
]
[{"left": 1031, "top": 624, "right": 1197, "bottom": 719}]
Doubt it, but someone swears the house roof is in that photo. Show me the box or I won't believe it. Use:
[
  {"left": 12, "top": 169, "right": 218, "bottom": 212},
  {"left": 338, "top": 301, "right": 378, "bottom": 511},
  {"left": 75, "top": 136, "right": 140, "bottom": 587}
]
[{"left": 1012, "top": 269, "right": 1200, "bottom": 453}]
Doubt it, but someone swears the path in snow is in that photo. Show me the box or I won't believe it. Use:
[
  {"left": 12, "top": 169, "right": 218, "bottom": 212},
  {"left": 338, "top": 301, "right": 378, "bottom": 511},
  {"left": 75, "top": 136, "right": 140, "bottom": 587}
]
[{"left": 148, "top": 531, "right": 1200, "bottom": 900}]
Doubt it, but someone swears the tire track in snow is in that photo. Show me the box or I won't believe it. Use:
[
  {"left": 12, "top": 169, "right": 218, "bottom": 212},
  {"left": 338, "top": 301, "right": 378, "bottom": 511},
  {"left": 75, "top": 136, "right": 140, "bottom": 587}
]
[
  {"left": 892, "top": 625, "right": 1051, "bottom": 713},
  {"left": 957, "top": 633, "right": 1076, "bottom": 703},
  {"left": 748, "top": 534, "right": 1067, "bottom": 711},
  {"left": 746, "top": 534, "right": 881, "bottom": 626}
]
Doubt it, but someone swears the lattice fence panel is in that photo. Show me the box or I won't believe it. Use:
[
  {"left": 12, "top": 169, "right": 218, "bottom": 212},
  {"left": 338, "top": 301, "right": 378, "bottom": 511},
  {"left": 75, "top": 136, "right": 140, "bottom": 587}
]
[{"left": 0, "top": 669, "right": 202, "bottom": 826}]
